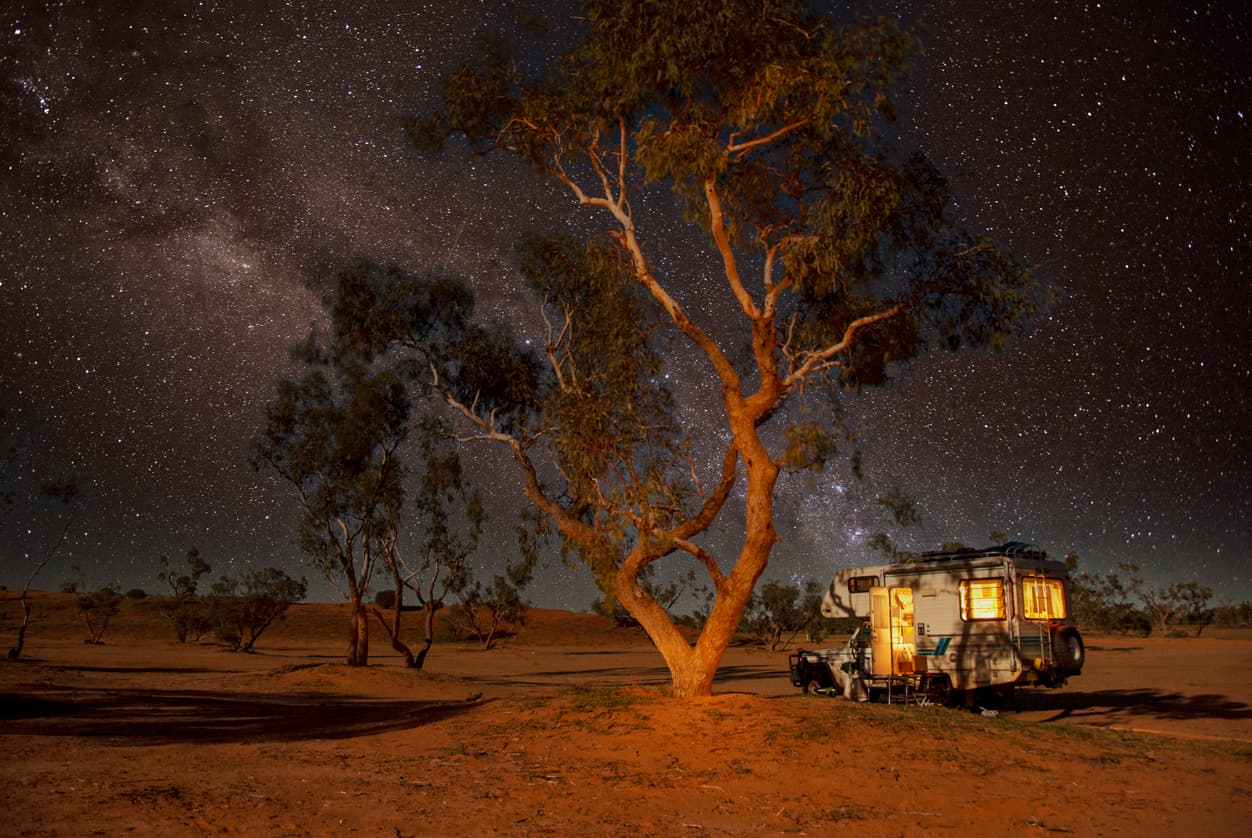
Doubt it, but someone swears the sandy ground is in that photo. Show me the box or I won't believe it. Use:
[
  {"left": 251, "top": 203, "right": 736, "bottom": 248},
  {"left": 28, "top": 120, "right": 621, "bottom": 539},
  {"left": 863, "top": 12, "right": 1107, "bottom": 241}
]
[{"left": 2, "top": 594, "right": 1250, "bottom": 835}]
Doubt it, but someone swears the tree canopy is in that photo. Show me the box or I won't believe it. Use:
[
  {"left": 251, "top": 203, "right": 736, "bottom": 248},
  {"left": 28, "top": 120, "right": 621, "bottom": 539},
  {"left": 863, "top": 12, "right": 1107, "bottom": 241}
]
[
  {"left": 252, "top": 339, "right": 409, "bottom": 665},
  {"left": 372, "top": 0, "right": 1045, "bottom": 696}
]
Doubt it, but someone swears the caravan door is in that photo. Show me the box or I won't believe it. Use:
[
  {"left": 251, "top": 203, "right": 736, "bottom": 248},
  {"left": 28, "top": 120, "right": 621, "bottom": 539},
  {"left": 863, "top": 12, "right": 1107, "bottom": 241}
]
[{"left": 870, "top": 586, "right": 916, "bottom": 676}]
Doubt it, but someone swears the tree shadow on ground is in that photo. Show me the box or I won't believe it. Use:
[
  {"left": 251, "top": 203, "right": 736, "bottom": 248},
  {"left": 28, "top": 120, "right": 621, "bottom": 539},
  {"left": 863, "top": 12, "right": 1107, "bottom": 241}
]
[
  {"left": 1011, "top": 687, "right": 1252, "bottom": 726},
  {"left": 471, "top": 660, "right": 783, "bottom": 690},
  {"left": 473, "top": 664, "right": 673, "bottom": 688},
  {"left": 0, "top": 686, "right": 484, "bottom": 745}
]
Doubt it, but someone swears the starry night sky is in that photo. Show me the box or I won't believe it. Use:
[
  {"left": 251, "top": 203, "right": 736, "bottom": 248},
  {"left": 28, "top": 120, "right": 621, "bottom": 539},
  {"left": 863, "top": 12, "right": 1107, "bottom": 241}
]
[{"left": 2, "top": 1, "right": 1248, "bottom": 609}]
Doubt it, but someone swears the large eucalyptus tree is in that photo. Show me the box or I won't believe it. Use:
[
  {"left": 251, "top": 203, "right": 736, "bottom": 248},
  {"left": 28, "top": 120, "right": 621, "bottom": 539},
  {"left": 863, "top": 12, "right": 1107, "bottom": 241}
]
[{"left": 352, "top": 0, "right": 1043, "bottom": 696}]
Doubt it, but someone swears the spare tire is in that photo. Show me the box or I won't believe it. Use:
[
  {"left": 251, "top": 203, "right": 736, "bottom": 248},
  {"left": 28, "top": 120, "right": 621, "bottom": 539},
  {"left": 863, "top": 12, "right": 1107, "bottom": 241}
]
[{"left": 1052, "top": 625, "right": 1085, "bottom": 673}]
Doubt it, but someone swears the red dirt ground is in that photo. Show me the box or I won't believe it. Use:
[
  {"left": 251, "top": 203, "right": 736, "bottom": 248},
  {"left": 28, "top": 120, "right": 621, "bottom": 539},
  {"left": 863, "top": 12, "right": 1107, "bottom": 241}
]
[{"left": 2, "top": 593, "right": 1249, "bottom": 836}]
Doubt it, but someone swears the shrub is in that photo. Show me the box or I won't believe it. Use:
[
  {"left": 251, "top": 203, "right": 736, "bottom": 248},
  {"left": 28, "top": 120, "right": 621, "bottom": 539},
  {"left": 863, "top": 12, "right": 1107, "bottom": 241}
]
[{"left": 77, "top": 587, "right": 122, "bottom": 644}]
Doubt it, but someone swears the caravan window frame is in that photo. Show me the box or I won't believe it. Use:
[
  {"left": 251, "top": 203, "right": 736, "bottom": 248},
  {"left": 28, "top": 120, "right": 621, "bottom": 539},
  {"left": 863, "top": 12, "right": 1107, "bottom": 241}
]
[
  {"left": 959, "top": 578, "right": 1006, "bottom": 621},
  {"left": 847, "top": 575, "right": 878, "bottom": 594},
  {"left": 1021, "top": 576, "right": 1067, "bottom": 620}
]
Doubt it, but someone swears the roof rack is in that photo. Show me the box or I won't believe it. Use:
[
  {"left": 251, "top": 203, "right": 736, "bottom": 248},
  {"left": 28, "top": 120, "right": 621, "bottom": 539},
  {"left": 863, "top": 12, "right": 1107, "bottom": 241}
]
[{"left": 914, "top": 541, "right": 1048, "bottom": 563}]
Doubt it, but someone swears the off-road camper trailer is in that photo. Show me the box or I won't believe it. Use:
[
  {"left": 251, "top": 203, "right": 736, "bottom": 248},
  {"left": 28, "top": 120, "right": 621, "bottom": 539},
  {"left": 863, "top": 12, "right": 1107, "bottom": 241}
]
[{"left": 790, "top": 543, "right": 1084, "bottom": 705}]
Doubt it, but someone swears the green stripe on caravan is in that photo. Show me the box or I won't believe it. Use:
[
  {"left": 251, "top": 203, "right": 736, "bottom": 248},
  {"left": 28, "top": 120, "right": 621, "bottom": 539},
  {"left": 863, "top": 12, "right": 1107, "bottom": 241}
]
[{"left": 918, "top": 637, "right": 952, "bottom": 657}]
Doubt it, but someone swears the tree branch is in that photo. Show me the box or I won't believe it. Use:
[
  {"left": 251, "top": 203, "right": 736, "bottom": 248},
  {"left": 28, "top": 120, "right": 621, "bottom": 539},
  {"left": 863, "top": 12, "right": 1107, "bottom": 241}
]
[
  {"left": 674, "top": 441, "right": 738, "bottom": 543},
  {"left": 673, "top": 537, "right": 726, "bottom": 591},
  {"left": 703, "top": 177, "right": 760, "bottom": 320},
  {"left": 726, "top": 118, "right": 811, "bottom": 159},
  {"left": 785, "top": 301, "right": 910, "bottom": 387}
]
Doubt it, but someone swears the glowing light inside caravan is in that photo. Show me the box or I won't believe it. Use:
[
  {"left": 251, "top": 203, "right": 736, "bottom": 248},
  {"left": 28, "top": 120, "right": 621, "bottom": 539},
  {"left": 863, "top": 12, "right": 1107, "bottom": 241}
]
[
  {"left": 1022, "top": 577, "right": 1067, "bottom": 620},
  {"left": 960, "top": 579, "right": 1006, "bottom": 621}
]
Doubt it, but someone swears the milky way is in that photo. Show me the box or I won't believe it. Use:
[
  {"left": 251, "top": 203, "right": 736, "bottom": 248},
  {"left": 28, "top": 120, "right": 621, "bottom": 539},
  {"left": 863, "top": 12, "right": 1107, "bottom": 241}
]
[{"left": 1, "top": 1, "right": 1248, "bottom": 608}]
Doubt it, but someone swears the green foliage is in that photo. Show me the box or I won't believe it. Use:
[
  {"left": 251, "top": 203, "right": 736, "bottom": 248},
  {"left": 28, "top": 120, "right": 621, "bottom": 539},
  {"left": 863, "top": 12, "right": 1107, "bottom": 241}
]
[
  {"left": 325, "top": 245, "right": 686, "bottom": 595},
  {"left": 2, "top": 429, "right": 82, "bottom": 661},
  {"left": 331, "top": 262, "right": 543, "bottom": 434},
  {"left": 252, "top": 349, "right": 408, "bottom": 597},
  {"left": 425, "top": 0, "right": 1041, "bottom": 380},
  {"left": 565, "top": 686, "right": 653, "bottom": 715},
  {"left": 592, "top": 565, "right": 704, "bottom": 627},
  {"left": 1068, "top": 564, "right": 1148, "bottom": 635},
  {"left": 866, "top": 488, "right": 924, "bottom": 562},
  {"left": 741, "top": 578, "right": 829, "bottom": 650},
  {"left": 406, "top": 418, "right": 484, "bottom": 606},
  {"left": 397, "top": 0, "right": 1044, "bottom": 694},
  {"left": 253, "top": 329, "right": 411, "bottom": 666},
  {"left": 452, "top": 547, "right": 536, "bottom": 650},
  {"left": 1066, "top": 557, "right": 1213, "bottom": 637},
  {"left": 1208, "top": 600, "right": 1252, "bottom": 628},
  {"left": 158, "top": 548, "right": 213, "bottom": 642},
  {"left": 878, "top": 488, "right": 921, "bottom": 528},
  {"left": 391, "top": 417, "right": 490, "bottom": 668},
  {"left": 159, "top": 547, "right": 210, "bottom": 599},
  {"left": 1131, "top": 569, "right": 1212, "bottom": 637},
  {"left": 208, "top": 567, "right": 308, "bottom": 652},
  {"left": 77, "top": 586, "right": 122, "bottom": 644},
  {"left": 780, "top": 421, "right": 843, "bottom": 473},
  {"left": 519, "top": 237, "right": 676, "bottom": 506}
]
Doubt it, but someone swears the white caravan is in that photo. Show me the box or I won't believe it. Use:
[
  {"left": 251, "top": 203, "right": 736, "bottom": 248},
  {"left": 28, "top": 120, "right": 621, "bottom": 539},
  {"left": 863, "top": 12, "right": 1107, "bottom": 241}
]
[{"left": 789, "top": 543, "right": 1084, "bottom": 705}]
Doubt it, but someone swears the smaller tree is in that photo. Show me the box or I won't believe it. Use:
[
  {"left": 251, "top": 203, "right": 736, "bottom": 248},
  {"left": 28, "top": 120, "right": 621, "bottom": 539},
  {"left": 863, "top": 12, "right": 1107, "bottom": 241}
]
[
  {"left": 1133, "top": 573, "right": 1213, "bottom": 637},
  {"left": 7, "top": 478, "right": 80, "bottom": 661},
  {"left": 451, "top": 555, "right": 534, "bottom": 650},
  {"left": 592, "top": 566, "right": 700, "bottom": 628},
  {"left": 798, "top": 579, "right": 830, "bottom": 644},
  {"left": 1209, "top": 600, "right": 1252, "bottom": 629},
  {"left": 1066, "top": 556, "right": 1150, "bottom": 635},
  {"left": 373, "top": 421, "right": 484, "bottom": 669},
  {"left": 158, "top": 548, "right": 212, "bottom": 642},
  {"left": 680, "top": 582, "right": 716, "bottom": 630},
  {"left": 741, "top": 579, "right": 825, "bottom": 651},
  {"left": 77, "top": 586, "right": 122, "bottom": 645},
  {"left": 451, "top": 514, "right": 538, "bottom": 651},
  {"left": 208, "top": 567, "right": 308, "bottom": 652},
  {"left": 866, "top": 489, "right": 924, "bottom": 563},
  {"left": 253, "top": 343, "right": 409, "bottom": 667}
]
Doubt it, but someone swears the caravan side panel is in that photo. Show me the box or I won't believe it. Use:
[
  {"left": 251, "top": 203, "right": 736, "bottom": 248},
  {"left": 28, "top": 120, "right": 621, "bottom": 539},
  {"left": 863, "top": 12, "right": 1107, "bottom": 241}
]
[
  {"left": 822, "top": 566, "right": 887, "bottom": 619},
  {"left": 883, "top": 561, "right": 1022, "bottom": 691}
]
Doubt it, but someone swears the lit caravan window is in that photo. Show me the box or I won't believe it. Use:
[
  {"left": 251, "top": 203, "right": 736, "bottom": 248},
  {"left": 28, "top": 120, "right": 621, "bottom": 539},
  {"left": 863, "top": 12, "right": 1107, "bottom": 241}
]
[
  {"left": 848, "top": 575, "right": 878, "bottom": 594},
  {"left": 960, "top": 579, "right": 1006, "bottom": 621},
  {"left": 1022, "top": 577, "right": 1067, "bottom": 619}
]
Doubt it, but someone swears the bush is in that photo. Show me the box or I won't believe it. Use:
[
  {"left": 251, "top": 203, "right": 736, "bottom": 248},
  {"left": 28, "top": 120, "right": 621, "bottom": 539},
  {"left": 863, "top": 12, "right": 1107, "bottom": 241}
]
[
  {"left": 162, "top": 598, "right": 212, "bottom": 642},
  {"left": 208, "top": 568, "right": 307, "bottom": 652},
  {"left": 125, "top": 588, "right": 146, "bottom": 600},
  {"left": 77, "top": 587, "right": 122, "bottom": 644}
]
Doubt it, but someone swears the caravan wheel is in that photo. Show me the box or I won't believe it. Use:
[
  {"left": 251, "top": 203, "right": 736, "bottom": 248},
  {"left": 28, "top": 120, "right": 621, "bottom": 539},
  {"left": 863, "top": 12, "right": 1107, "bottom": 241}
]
[
  {"left": 804, "top": 666, "right": 833, "bottom": 696},
  {"left": 924, "top": 675, "right": 953, "bottom": 706},
  {"left": 1052, "top": 625, "right": 1085, "bottom": 673}
]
